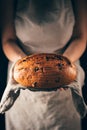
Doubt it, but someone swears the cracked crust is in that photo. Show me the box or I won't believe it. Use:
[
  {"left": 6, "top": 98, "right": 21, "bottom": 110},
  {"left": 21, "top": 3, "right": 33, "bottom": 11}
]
[{"left": 13, "top": 53, "right": 77, "bottom": 89}]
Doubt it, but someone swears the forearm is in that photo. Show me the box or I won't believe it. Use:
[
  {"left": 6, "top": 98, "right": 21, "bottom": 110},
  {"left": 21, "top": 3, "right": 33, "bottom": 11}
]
[
  {"left": 2, "top": 25, "right": 26, "bottom": 62},
  {"left": 1, "top": 0, "right": 26, "bottom": 62},
  {"left": 64, "top": 0, "right": 87, "bottom": 63},
  {"left": 2, "top": 40, "right": 26, "bottom": 62},
  {"left": 63, "top": 39, "right": 86, "bottom": 63}
]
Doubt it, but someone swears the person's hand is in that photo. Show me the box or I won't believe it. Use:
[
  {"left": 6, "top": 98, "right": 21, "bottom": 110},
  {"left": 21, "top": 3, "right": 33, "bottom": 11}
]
[
  {"left": 59, "top": 87, "right": 68, "bottom": 91},
  {"left": 0, "top": 61, "right": 25, "bottom": 114}
]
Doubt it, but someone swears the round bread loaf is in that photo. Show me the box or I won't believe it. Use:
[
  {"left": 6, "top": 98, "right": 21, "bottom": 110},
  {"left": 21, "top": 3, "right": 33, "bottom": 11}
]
[{"left": 13, "top": 53, "right": 77, "bottom": 89}]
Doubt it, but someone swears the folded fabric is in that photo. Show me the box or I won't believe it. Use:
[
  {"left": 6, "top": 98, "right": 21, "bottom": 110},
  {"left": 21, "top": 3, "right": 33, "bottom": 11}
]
[
  {"left": 0, "top": 63, "right": 87, "bottom": 118},
  {"left": 0, "top": 61, "right": 25, "bottom": 113},
  {"left": 67, "top": 81, "right": 87, "bottom": 118}
]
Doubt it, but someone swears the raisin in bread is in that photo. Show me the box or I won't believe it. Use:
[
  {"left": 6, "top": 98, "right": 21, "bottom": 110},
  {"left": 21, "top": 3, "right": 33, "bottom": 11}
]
[{"left": 13, "top": 53, "right": 77, "bottom": 89}]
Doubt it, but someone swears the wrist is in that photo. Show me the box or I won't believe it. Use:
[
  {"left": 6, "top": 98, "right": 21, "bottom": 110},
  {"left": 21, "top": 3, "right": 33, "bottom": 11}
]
[
  {"left": 14, "top": 53, "right": 26, "bottom": 62},
  {"left": 62, "top": 53, "right": 72, "bottom": 62}
]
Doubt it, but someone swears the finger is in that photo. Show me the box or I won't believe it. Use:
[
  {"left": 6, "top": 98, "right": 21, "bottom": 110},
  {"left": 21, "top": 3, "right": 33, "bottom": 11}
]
[
  {"left": 59, "top": 87, "right": 68, "bottom": 91},
  {"left": 63, "top": 87, "right": 68, "bottom": 90},
  {"left": 59, "top": 88, "right": 64, "bottom": 91}
]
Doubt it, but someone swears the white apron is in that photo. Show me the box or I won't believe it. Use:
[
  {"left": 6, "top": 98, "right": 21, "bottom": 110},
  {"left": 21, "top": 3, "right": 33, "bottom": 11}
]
[{"left": 5, "top": 0, "right": 86, "bottom": 130}]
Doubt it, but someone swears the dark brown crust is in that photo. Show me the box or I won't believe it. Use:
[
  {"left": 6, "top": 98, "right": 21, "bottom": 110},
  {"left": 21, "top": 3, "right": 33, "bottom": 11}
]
[{"left": 13, "top": 53, "right": 77, "bottom": 89}]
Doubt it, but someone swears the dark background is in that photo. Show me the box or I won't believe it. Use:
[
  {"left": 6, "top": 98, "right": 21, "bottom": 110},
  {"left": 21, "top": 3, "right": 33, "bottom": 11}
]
[
  {"left": 0, "top": 38, "right": 8, "bottom": 130},
  {"left": 0, "top": 1, "right": 87, "bottom": 130},
  {"left": 80, "top": 49, "right": 87, "bottom": 130}
]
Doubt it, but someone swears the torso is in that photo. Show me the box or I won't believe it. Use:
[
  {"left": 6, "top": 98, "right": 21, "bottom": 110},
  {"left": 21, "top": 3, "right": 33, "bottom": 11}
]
[
  {"left": 15, "top": 0, "right": 75, "bottom": 54},
  {"left": 6, "top": 1, "right": 81, "bottom": 130}
]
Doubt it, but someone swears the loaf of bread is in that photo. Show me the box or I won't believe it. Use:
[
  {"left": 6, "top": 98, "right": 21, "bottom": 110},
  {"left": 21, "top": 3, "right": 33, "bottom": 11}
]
[{"left": 13, "top": 53, "right": 77, "bottom": 89}]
